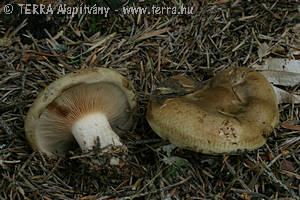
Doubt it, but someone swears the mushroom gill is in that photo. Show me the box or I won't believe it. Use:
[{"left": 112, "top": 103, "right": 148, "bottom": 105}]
[{"left": 25, "top": 68, "right": 136, "bottom": 157}]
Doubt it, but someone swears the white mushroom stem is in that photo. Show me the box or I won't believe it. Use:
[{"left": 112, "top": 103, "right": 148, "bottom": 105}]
[{"left": 72, "top": 113, "right": 122, "bottom": 151}]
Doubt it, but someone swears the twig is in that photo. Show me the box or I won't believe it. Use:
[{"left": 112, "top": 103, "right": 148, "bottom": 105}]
[
  {"left": 224, "top": 158, "right": 252, "bottom": 192},
  {"left": 130, "top": 176, "right": 191, "bottom": 199},
  {"left": 103, "top": 176, "right": 192, "bottom": 200},
  {"left": 245, "top": 153, "right": 299, "bottom": 200},
  {"left": 136, "top": 27, "right": 170, "bottom": 41},
  {"left": 126, "top": 139, "right": 162, "bottom": 145},
  {"left": 130, "top": 170, "right": 163, "bottom": 199},
  {"left": 0, "top": 116, "right": 13, "bottom": 135}
]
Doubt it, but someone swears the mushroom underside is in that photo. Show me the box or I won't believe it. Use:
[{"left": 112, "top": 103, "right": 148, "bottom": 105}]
[{"left": 35, "top": 82, "right": 132, "bottom": 155}]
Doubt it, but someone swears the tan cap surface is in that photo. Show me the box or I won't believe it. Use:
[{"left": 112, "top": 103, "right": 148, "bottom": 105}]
[{"left": 147, "top": 67, "right": 279, "bottom": 154}]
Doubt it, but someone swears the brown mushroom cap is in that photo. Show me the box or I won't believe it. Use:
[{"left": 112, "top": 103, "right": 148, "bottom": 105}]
[
  {"left": 147, "top": 67, "right": 279, "bottom": 154},
  {"left": 25, "top": 68, "right": 136, "bottom": 156}
]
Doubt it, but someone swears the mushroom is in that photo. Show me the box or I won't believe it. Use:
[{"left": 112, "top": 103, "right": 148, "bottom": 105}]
[
  {"left": 147, "top": 67, "right": 279, "bottom": 154},
  {"left": 25, "top": 68, "right": 136, "bottom": 156}
]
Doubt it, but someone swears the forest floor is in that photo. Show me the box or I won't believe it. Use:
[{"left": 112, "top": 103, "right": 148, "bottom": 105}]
[{"left": 0, "top": 1, "right": 299, "bottom": 199}]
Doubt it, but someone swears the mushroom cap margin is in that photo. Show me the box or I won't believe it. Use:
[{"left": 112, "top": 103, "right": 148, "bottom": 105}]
[
  {"left": 25, "top": 68, "right": 137, "bottom": 152},
  {"left": 146, "top": 67, "right": 279, "bottom": 154}
]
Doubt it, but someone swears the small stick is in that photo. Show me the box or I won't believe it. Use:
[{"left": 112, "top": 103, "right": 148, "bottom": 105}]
[
  {"left": 0, "top": 116, "right": 13, "bottom": 135},
  {"left": 126, "top": 139, "right": 163, "bottom": 145},
  {"left": 129, "top": 175, "right": 191, "bottom": 200},
  {"left": 245, "top": 153, "right": 299, "bottom": 200},
  {"left": 136, "top": 27, "right": 170, "bottom": 41}
]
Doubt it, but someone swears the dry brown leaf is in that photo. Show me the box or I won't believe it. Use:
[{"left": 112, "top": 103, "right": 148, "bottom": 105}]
[
  {"left": 254, "top": 58, "right": 300, "bottom": 104},
  {"left": 88, "top": 53, "right": 98, "bottom": 66},
  {"left": 258, "top": 42, "right": 270, "bottom": 61},
  {"left": 281, "top": 124, "right": 300, "bottom": 130},
  {"left": 208, "top": 0, "right": 230, "bottom": 5},
  {"left": 254, "top": 58, "right": 300, "bottom": 74},
  {"left": 21, "top": 53, "right": 31, "bottom": 63},
  {"left": 280, "top": 159, "right": 295, "bottom": 172},
  {"left": 136, "top": 27, "right": 170, "bottom": 41},
  {"left": 273, "top": 86, "right": 300, "bottom": 104},
  {"left": 259, "top": 71, "right": 300, "bottom": 87},
  {"left": 278, "top": 170, "right": 300, "bottom": 180}
]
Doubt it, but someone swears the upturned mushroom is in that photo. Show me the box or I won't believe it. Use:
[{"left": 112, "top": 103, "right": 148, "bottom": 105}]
[
  {"left": 147, "top": 67, "right": 279, "bottom": 154},
  {"left": 25, "top": 68, "right": 136, "bottom": 157}
]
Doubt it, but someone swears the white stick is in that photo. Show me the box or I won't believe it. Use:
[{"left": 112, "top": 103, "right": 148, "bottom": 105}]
[{"left": 72, "top": 113, "right": 122, "bottom": 151}]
